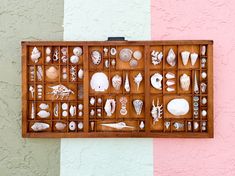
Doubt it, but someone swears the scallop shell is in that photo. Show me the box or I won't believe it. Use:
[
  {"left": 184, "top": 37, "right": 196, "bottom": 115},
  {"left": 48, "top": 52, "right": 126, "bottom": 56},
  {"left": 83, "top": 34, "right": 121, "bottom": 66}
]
[
  {"left": 119, "top": 48, "right": 133, "bottom": 62},
  {"left": 39, "top": 103, "right": 49, "bottom": 110},
  {"left": 91, "top": 50, "right": 102, "bottom": 65},
  {"left": 73, "top": 47, "right": 83, "bottom": 56},
  {"left": 90, "top": 72, "right": 109, "bottom": 92},
  {"left": 112, "top": 74, "right": 122, "bottom": 91},
  {"left": 190, "top": 53, "right": 198, "bottom": 66},
  {"left": 133, "top": 50, "right": 142, "bottom": 60},
  {"left": 37, "top": 110, "right": 50, "bottom": 118},
  {"left": 70, "top": 55, "right": 79, "bottom": 64},
  {"left": 55, "top": 122, "right": 66, "bottom": 131},
  {"left": 180, "top": 74, "right": 190, "bottom": 91},
  {"left": 46, "top": 66, "right": 59, "bottom": 80},
  {"left": 31, "top": 122, "right": 49, "bottom": 132},
  {"left": 166, "top": 48, "right": 176, "bottom": 67},
  {"left": 181, "top": 51, "right": 190, "bottom": 66},
  {"left": 78, "top": 69, "right": 84, "bottom": 79},
  {"left": 133, "top": 99, "right": 143, "bottom": 115}
]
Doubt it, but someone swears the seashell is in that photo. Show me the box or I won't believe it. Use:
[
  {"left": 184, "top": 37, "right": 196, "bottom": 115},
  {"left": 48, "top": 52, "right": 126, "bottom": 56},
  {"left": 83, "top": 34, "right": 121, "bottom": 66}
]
[
  {"left": 151, "top": 99, "right": 163, "bottom": 123},
  {"left": 61, "top": 47, "right": 67, "bottom": 56},
  {"left": 62, "top": 73, "right": 67, "bottom": 80},
  {"left": 55, "top": 122, "right": 66, "bottom": 131},
  {"left": 134, "top": 73, "right": 143, "bottom": 91},
  {"left": 31, "top": 103, "right": 35, "bottom": 119},
  {"left": 69, "top": 121, "right": 76, "bottom": 131},
  {"left": 133, "top": 50, "right": 142, "bottom": 60},
  {"left": 46, "top": 47, "right": 51, "bottom": 55},
  {"left": 61, "top": 55, "right": 68, "bottom": 63},
  {"left": 201, "top": 58, "right": 207, "bottom": 68},
  {"left": 78, "top": 104, "right": 83, "bottom": 110},
  {"left": 194, "top": 72, "right": 199, "bottom": 93},
  {"left": 129, "top": 59, "right": 138, "bottom": 67},
  {"left": 78, "top": 122, "right": 83, "bottom": 130},
  {"left": 124, "top": 73, "right": 130, "bottom": 92},
  {"left": 53, "top": 49, "right": 59, "bottom": 61},
  {"left": 181, "top": 51, "right": 190, "bottom": 66},
  {"left": 70, "top": 55, "right": 79, "bottom": 64},
  {"left": 201, "top": 83, "right": 207, "bottom": 93},
  {"left": 174, "top": 122, "right": 184, "bottom": 130},
  {"left": 31, "top": 122, "right": 49, "bottom": 132},
  {"left": 105, "top": 59, "right": 109, "bottom": 68},
  {"left": 119, "top": 96, "right": 128, "bottom": 116},
  {"left": 151, "top": 73, "right": 162, "bottom": 90},
  {"left": 139, "top": 121, "right": 145, "bottom": 130},
  {"left": 201, "top": 46, "right": 206, "bottom": 55},
  {"left": 62, "top": 103, "right": 68, "bottom": 110},
  {"left": 46, "top": 56, "right": 51, "bottom": 63},
  {"left": 36, "top": 67, "right": 43, "bottom": 80},
  {"left": 167, "top": 98, "right": 189, "bottom": 116},
  {"left": 54, "top": 103, "right": 58, "bottom": 117},
  {"left": 166, "top": 48, "right": 176, "bottom": 67},
  {"left": 110, "top": 48, "right": 117, "bottom": 56},
  {"left": 164, "top": 121, "right": 170, "bottom": 129},
  {"left": 31, "top": 47, "right": 41, "bottom": 63},
  {"left": 78, "top": 111, "right": 83, "bottom": 117},
  {"left": 133, "top": 99, "right": 143, "bottom": 115},
  {"left": 202, "top": 121, "right": 207, "bottom": 131},
  {"left": 73, "top": 47, "right": 82, "bottom": 56},
  {"left": 166, "top": 80, "right": 175, "bottom": 86},
  {"left": 97, "top": 98, "right": 102, "bottom": 104},
  {"left": 112, "top": 74, "right": 122, "bottom": 91},
  {"left": 104, "top": 99, "right": 116, "bottom": 117},
  {"left": 190, "top": 53, "right": 198, "bottom": 66},
  {"left": 201, "top": 72, "right": 207, "bottom": 79},
  {"left": 151, "top": 51, "right": 163, "bottom": 65},
  {"left": 97, "top": 109, "right": 101, "bottom": 113},
  {"left": 201, "top": 110, "right": 207, "bottom": 117},
  {"left": 201, "top": 97, "right": 207, "bottom": 105},
  {"left": 165, "top": 72, "right": 175, "bottom": 79},
  {"left": 194, "top": 122, "right": 199, "bottom": 130},
  {"left": 187, "top": 122, "right": 192, "bottom": 131},
  {"left": 39, "top": 103, "right": 49, "bottom": 110},
  {"left": 46, "top": 66, "right": 59, "bottom": 80},
  {"left": 180, "top": 74, "right": 190, "bottom": 91},
  {"left": 166, "top": 87, "right": 175, "bottom": 92},
  {"left": 90, "top": 97, "right": 95, "bottom": 105},
  {"left": 90, "top": 109, "right": 95, "bottom": 116},
  {"left": 103, "top": 48, "right": 108, "bottom": 56},
  {"left": 101, "top": 122, "right": 134, "bottom": 130},
  {"left": 78, "top": 69, "right": 84, "bottom": 79},
  {"left": 90, "top": 121, "right": 95, "bottom": 131},
  {"left": 111, "top": 59, "right": 116, "bottom": 66},
  {"left": 37, "top": 110, "right": 50, "bottom": 118},
  {"left": 90, "top": 72, "right": 109, "bottom": 92},
  {"left": 119, "top": 48, "right": 133, "bottom": 62},
  {"left": 91, "top": 50, "right": 102, "bottom": 65},
  {"left": 62, "top": 111, "right": 68, "bottom": 117},
  {"left": 69, "top": 105, "right": 76, "bottom": 116},
  {"left": 70, "top": 66, "right": 77, "bottom": 81},
  {"left": 29, "top": 86, "right": 34, "bottom": 98}
]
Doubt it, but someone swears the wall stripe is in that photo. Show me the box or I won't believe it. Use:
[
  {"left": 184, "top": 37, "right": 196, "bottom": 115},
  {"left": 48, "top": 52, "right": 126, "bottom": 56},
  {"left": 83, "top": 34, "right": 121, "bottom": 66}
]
[{"left": 61, "top": 0, "right": 152, "bottom": 176}]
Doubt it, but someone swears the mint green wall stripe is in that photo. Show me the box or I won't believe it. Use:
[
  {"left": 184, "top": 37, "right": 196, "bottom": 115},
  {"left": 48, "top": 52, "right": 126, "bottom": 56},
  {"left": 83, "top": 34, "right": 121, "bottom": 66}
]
[{"left": 61, "top": 0, "right": 152, "bottom": 175}]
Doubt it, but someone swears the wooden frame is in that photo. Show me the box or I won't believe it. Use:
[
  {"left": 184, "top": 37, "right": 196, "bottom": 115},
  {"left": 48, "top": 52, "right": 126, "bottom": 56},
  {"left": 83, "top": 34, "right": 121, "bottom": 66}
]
[{"left": 22, "top": 40, "right": 213, "bottom": 138}]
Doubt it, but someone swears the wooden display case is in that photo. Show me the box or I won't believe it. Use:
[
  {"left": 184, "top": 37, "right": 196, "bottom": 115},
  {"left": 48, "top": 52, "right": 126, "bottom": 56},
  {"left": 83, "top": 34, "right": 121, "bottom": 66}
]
[{"left": 22, "top": 40, "right": 213, "bottom": 138}]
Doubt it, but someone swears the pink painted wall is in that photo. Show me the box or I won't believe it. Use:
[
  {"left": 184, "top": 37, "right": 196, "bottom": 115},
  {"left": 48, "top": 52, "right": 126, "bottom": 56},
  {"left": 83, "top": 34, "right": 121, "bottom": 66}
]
[{"left": 151, "top": 0, "right": 235, "bottom": 175}]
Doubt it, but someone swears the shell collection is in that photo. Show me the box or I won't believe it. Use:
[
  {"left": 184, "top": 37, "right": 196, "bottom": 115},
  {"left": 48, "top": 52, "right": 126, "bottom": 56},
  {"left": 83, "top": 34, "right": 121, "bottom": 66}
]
[{"left": 24, "top": 43, "right": 211, "bottom": 137}]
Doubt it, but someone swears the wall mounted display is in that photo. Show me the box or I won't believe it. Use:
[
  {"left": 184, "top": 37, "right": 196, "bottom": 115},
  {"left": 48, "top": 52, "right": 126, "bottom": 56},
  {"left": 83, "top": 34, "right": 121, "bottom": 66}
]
[{"left": 22, "top": 40, "right": 213, "bottom": 138}]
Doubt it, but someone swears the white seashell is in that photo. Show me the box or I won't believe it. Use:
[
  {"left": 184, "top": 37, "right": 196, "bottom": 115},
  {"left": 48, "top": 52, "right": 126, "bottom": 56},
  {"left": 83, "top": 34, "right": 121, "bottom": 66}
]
[
  {"left": 151, "top": 73, "right": 162, "bottom": 90},
  {"left": 73, "top": 47, "right": 82, "bottom": 56},
  {"left": 53, "top": 49, "right": 59, "bottom": 61},
  {"left": 119, "top": 97, "right": 128, "bottom": 116},
  {"left": 46, "top": 56, "right": 51, "bottom": 63},
  {"left": 105, "top": 60, "right": 109, "bottom": 68},
  {"left": 62, "top": 103, "right": 68, "bottom": 110},
  {"left": 201, "top": 83, "right": 207, "bottom": 93},
  {"left": 133, "top": 50, "right": 142, "bottom": 60},
  {"left": 201, "top": 110, "right": 207, "bottom": 117},
  {"left": 70, "top": 55, "right": 79, "bottom": 64},
  {"left": 91, "top": 50, "right": 102, "bottom": 65},
  {"left": 133, "top": 99, "right": 143, "bottom": 115},
  {"left": 166, "top": 87, "right": 175, "bottom": 92},
  {"left": 46, "top": 66, "right": 59, "bottom": 80},
  {"left": 103, "top": 48, "right": 108, "bottom": 56},
  {"left": 101, "top": 122, "right": 134, "bottom": 130},
  {"left": 37, "top": 89, "right": 42, "bottom": 93},
  {"left": 194, "top": 72, "right": 199, "bottom": 94},
  {"left": 97, "top": 98, "right": 102, "bottom": 104},
  {"left": 62, "top": 111, "right": 68, "bottom": 117},
  {"left": 201, "top": 46, "right": 206, "bottom": 55},
  {"left": 180, "top": 74, "right": 190, "bottom": 91},
  {"left": 139, "top": 121, "right": 145, "bottom": 129},
  {"left": 37, "top": 110, "right": 50, "bottom": 118},
  {"left": 69, "top": 105, "right": 76, "bottom": 116},
  {"left": 201, "top": 58, "right": 207, "bottom": 68},
  {"left": 129, "top": 59, "right": 138, "bottom": 67},
  {"left": 90, "top": 72, "right": 109, "bottom": 92},
  {"left": 69, "top": 121, "right": 76, "bottom": 131},
  {"left": 151, "top": 51, "right": 163, "bottom": 65},
  {"left": 187, "top": 122, "right": 192, "bottom": 131},
  {"left": 201, "top": 97, "right": 207, "bottom": 105},
  {"left": 31, "top": 47, "right": 41, "bottom": 63},
  {"left": 62, "top": 73, "right": 67, "bottom": 80},
  {"left": 46, "top": 47, "right": 51, "bottom": 55},
  {"left": 104, "top": 99, "right": 116, "bottom": 117},
  {"left": 112, "top": 74, "right": 122, "bottom": 91},
  {"left": 36, "top": 66, "right": 43, "bottom": 81},
  {"left": 90, "top": 97, "right": 95, "bottom": 105},
  {"left": 174, "top": 122, "right": 184, "bottom": 130},
  {"left": 31, "top": 103, "right": 35, "bottom": 119},
  {"left": 164, "top": 121, "right": 170, "bottom": 129},
  {"left": 29, "top": 86, "right": 34, "bottom": 98},
  {"left": 110, "top": 48, "right": 117, "bottom": 56},
  {"left": 39, "top": 103, "right": 49, "bottom": 110},
  {"left": 119, "top": 48, "right": 133, "bottom": 62},
  {"left": 134, "top": 73, "right": 143, "bottom": 91},
  {"left": 54, "top": 103, "right": 58, "bottom": 117},
  {"left": 55, "top": 122, "right": 66, "bottom": 131},
  {"left": 31, "top": 122, "right": 49, "bottom": 132},
  {"left": 124, "top": 73, "right": 130, "bottom": 92},
  {"left": 165, "top": 72, "right": 175, "bottom": 79},
  {"left": 167, "top": 99, "right": 189, "bottom": 116},
  {"left": 111, "top": 59, "right": 116, "bottom": 66},
  {"left": 151, "top": 99, "right": 163, "bottom": 123},
  {"left": 181, "top": 51, "right": 190, "bottom": 66},
  {"left": 78, "top": 104, "right": 83, "bottom": 110},
  {"left": 90, "top": 121, "right": 95, "bottom": 131},
  {"left": 201, "top": 72, "right": 207, "bottom": 79},
  {"left": 78, "top": 122, "right": 83, "bottom": 130},
  {"left": 78, "top": 111, "right": 83, "bottom": 117},
  {"left": 194, "top": 122, "right": 199, "bottom": 130},
  {"left": 166, "top": 48, "right": 176, "bottom": 67},
  {"left": 166, "top": 80, "right": 175, "bottom": 86},
  {"left": 90, "top": 109, "right": 95, "bottom": 116},
  {"left": 190, "top": 53, "right": 198, "bottom": 66},
  {"left": 78, "top": 69, "right": 84, "bottom": 79}
]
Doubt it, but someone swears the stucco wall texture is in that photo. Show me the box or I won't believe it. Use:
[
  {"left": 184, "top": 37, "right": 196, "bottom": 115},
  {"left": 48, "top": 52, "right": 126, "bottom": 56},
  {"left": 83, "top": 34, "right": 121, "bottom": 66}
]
[
  {"left": 0, "top": 1, "right": 63, "bottom": 176},
  {"left": 152, "top": 0, "right": 235, "bottom": 175}
]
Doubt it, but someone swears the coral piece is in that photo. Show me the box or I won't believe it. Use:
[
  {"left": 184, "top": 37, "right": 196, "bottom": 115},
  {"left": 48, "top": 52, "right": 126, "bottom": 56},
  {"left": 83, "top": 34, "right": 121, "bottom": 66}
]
[{"left": 151, "top": 50, "right": 163, "bottom": 65}]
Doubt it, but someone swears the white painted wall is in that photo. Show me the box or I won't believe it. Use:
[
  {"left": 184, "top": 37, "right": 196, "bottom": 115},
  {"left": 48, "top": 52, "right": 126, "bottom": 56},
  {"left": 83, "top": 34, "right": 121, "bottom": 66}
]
[{"left": 61, "top": 0, "right": 152, "bottom": 175}]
